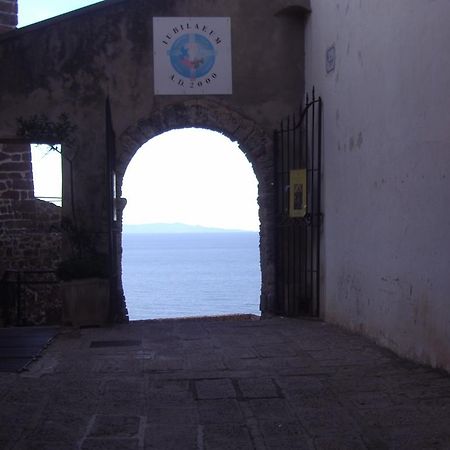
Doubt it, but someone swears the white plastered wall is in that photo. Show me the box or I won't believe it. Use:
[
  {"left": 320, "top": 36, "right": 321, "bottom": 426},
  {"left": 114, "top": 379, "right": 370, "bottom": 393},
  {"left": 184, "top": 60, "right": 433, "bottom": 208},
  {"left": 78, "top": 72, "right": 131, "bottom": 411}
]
[{"left": 305, "top": 0, "right": 450, "bottom": 371}]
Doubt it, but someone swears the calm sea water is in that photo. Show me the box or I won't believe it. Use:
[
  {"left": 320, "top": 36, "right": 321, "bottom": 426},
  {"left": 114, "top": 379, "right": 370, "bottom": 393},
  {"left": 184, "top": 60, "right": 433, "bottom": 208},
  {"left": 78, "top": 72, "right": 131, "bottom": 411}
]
[{"left": 122, "top": 233, "right": 261, "bottom": 320}]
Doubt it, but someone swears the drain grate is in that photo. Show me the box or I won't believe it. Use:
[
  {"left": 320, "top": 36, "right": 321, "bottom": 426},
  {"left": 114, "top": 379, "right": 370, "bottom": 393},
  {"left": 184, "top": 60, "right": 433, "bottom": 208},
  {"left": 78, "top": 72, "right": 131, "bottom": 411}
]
[{"left": 90, "top": 340, "right": 142, "bottom": 348}]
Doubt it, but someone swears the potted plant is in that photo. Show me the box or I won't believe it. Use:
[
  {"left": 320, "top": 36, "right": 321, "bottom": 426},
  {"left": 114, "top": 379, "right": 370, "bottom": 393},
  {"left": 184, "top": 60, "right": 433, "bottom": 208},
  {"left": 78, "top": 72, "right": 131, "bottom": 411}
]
[{"left": 57, "top": 253, "right": 110, "bottom": 327}]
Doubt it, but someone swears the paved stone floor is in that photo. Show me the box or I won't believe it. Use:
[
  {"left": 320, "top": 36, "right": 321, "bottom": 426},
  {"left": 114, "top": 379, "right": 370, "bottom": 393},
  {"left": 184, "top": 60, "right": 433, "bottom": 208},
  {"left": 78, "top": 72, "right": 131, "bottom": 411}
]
[{"left": 0, "top": 317, "right": 449, "bottom": 449}]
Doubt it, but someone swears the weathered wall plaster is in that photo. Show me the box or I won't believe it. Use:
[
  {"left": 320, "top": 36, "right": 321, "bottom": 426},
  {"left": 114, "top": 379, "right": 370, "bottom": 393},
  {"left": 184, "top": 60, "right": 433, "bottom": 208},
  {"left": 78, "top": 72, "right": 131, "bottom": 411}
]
[{"left": 305, "top": 0, "right": 450, "bottom": 371}]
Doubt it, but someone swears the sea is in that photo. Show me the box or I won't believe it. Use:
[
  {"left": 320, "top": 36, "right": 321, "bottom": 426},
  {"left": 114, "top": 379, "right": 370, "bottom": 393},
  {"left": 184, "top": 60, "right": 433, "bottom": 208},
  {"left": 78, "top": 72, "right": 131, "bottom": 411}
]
[{"left": 122, "top": 232, "right": 261, "bottom": 320}]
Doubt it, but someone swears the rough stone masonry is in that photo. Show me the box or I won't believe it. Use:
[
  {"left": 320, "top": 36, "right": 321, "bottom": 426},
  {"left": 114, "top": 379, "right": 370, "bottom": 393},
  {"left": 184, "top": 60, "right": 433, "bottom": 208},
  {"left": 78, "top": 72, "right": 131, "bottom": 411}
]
[
  {"left": 0, "top": 0, "right": 17, "bottom": 34},
  {"left": 0, "top": 143, "right": 63, "bottom": 326}
]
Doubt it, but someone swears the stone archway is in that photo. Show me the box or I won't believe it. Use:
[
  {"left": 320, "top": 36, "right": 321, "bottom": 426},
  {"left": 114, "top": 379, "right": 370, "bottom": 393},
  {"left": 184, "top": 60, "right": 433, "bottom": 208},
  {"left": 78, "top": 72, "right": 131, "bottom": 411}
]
[{"left": 116, "top": 99, "right": 277, "bottom": 317}]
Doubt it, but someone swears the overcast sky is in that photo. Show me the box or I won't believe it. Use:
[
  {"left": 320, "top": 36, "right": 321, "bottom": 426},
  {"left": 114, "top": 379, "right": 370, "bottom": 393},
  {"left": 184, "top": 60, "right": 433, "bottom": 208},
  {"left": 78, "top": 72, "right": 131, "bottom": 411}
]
[
  {"left": 21, "top": 0, "right": 260, "bottom": 231},
  {"left": 18, "top": 0, "right": 104, "bottom": 27}
]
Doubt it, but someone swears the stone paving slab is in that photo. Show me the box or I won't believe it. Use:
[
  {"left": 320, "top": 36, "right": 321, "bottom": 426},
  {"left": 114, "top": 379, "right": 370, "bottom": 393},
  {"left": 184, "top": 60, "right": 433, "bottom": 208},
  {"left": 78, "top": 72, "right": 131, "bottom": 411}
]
[{"left": 0, "top": 317, "right": 450, "bottom": 449}]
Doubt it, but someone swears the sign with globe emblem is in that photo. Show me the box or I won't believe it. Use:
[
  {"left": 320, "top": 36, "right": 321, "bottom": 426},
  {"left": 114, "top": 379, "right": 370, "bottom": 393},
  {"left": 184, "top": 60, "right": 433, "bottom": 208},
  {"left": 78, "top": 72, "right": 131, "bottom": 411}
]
[{"left": 153, "top": 17, "right": 232, "bottom": 95}]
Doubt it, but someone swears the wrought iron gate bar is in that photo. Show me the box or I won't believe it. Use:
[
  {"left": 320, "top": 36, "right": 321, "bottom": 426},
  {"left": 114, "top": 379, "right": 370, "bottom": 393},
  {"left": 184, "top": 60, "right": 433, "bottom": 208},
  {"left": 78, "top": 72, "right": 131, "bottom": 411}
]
[
  {"left": 310, "top": 94, "right": 316, "bottom": 316},
  {"left": 274, "top": 89, "right": 322, "bottom": 317},
  {"left": 316, "top": 97, "right": 323, "bottom": 317}
]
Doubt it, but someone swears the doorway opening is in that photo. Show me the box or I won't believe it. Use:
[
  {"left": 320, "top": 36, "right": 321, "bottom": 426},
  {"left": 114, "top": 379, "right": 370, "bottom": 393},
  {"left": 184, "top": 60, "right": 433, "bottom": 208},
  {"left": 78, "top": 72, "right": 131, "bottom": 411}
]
[{"left": 121, "top": 128, "right": 261, "bottom": 320}]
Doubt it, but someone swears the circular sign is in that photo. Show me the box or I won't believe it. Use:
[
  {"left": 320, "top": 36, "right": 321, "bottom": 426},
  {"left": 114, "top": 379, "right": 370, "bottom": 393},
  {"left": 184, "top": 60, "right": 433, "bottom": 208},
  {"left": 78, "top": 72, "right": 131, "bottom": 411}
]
[{"left": 169, "top": 33, "right": 216, "bottom": 80}]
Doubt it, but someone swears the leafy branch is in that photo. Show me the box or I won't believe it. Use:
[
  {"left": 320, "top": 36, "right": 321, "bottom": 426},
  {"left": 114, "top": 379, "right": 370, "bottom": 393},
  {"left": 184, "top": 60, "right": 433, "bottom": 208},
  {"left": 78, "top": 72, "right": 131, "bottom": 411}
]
[{"left": 16, "top": 113, "right": 77, "bottom": 149}]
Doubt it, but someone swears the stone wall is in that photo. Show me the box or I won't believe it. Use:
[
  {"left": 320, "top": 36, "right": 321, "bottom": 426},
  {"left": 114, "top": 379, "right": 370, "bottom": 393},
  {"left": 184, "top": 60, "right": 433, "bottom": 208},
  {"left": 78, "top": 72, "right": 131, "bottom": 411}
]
[
  {"left": 0, "top": 0, "right": 309, "bottom": 319},
  {"left": 0, "top": 143, "right": 62, "bottom": 326},
  {"left": 0, "top": 142, "right": 33, "bottom": 203},
  {"left": 0, "top": 0, "right": 17, "bottom": 34}
]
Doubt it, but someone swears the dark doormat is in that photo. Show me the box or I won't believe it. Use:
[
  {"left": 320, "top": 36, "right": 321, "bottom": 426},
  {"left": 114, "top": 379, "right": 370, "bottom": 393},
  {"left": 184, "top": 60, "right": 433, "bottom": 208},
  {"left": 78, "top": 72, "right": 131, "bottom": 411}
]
[
  {"left": 0, "top": 326, "right": 58, "bottom": 372},
  {"left": 90, "top": 339, "right": 141, "bottom": 348}
]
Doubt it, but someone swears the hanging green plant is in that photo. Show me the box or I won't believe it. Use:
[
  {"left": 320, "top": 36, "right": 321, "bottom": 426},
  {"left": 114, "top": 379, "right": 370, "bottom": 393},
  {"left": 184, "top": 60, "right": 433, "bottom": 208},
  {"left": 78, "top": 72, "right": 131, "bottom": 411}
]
[{"left": 16, "top": 113, "right": 77, "bottom": 149}]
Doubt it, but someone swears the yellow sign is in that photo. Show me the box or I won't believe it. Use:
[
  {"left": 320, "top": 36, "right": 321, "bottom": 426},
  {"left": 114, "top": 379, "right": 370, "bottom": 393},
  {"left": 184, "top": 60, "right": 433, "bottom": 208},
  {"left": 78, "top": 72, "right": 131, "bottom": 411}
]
[{"left": 289, "top": 169, "right": 307, "bottom": 218}]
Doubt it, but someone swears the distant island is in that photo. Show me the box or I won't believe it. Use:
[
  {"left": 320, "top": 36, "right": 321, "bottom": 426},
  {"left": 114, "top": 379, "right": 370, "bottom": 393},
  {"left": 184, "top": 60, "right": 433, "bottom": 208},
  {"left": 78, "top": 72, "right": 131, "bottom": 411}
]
[{"left": 123, "top": 223, "right": 257, "bottom": 234}]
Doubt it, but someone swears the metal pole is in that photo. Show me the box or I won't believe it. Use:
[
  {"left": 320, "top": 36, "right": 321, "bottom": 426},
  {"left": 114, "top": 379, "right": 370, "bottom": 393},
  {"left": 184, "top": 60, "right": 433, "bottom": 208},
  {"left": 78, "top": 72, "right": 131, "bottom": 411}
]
[
  {"left": 310, "top": 90, "right": 316, "bottom": 316},
  {"left": 273, "top": 129, "right": 281, "bottom": 315},
  {"left": 316, "top": 97, "right": 323, "bottom": 317}
]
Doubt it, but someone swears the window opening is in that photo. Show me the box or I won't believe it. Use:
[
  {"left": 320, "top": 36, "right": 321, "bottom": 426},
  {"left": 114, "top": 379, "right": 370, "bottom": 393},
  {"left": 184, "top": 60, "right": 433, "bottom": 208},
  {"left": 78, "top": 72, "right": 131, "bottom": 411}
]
[{"left": 31, "top": 144, "right": 62, "bottom": 206}]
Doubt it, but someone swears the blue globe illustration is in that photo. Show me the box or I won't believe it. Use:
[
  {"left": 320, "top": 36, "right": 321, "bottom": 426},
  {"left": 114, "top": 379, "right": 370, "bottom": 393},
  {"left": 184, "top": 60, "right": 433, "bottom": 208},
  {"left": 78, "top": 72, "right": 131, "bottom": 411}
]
[{"left": 168, "top": 33, "right": 216, "bottom": 79}]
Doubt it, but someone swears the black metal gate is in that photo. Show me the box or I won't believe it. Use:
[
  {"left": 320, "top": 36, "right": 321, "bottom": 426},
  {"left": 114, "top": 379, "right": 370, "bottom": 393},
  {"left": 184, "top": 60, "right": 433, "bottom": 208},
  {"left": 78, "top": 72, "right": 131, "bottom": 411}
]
[{"left": 274, "top": 89, "right": 322, "bottom": 317}]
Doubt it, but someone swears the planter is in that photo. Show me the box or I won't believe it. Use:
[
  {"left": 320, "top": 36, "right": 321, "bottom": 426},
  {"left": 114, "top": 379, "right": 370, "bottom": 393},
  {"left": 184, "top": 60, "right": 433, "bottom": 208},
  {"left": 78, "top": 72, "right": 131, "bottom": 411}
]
[{"left": 62, "top": 278, "right": 110, "bottom": 327}]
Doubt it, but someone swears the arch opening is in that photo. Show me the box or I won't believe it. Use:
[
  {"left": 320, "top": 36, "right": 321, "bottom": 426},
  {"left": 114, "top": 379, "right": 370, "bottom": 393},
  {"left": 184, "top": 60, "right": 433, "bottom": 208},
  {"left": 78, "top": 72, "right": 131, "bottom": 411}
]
[
  {"left": 121, "top": 128, "right": 261, "bottom": 320},
  {"left": 115, "top": 100, "right": 278, "bottom": 321}
]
